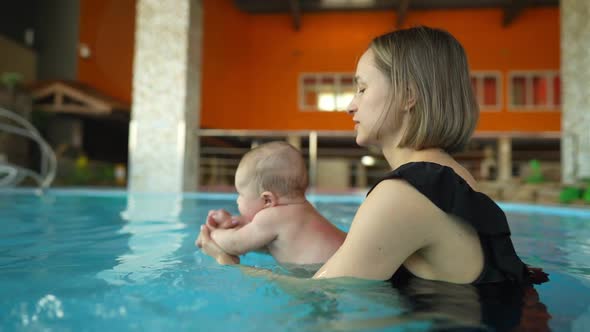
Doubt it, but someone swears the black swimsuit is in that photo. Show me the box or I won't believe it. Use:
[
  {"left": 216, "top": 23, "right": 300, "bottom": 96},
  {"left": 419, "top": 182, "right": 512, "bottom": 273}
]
[{"left": 366, "top": 162, "right": 540, "bottom": 286}]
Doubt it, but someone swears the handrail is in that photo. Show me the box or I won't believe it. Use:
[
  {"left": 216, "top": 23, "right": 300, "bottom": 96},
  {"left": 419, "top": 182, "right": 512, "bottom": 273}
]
[
  {"left": 0, "top": 107, "right": 56, "bottom": 189},
  {"left": 198, "top": 129, "right": 355, "bottom": 137},
  {"left": 197, "top": 128, "right": 561, "bottom": 139}
]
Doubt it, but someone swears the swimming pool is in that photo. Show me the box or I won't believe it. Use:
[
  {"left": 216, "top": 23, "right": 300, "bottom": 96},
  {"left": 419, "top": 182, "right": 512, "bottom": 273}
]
[{"left": 1, "top": 189, "right": 589, "bottom": 331}]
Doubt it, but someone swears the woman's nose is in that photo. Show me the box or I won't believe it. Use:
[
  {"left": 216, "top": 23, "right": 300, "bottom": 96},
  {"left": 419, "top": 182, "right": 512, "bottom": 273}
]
[{"left": 347, "top": 102, "right": 357, "bottom": 116}]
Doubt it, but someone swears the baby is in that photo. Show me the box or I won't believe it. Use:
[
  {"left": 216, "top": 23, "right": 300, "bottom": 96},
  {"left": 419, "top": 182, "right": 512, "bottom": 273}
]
[{"left": 201, "top": 141, "right": 345, "bottom": 267}]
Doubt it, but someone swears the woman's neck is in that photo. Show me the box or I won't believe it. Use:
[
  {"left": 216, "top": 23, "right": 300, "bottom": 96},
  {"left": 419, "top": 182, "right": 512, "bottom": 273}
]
[{"left": 381, "top": 142, "right": 447, "bottom": 171}]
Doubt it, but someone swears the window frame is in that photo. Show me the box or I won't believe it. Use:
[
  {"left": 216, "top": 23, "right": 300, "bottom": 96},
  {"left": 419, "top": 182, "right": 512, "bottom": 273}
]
[
  {"left": 299, "top": 72, "right": 355, "bottom": 112},
  {"left": 470, "top": 71, "right": 502, "bottom": 112},
  {"left": 507, "top": 71, "right": 561, "bottom": 111}
]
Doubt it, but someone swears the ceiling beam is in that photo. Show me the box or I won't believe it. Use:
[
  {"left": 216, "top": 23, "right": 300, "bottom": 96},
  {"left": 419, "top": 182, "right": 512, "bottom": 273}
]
[
  {"left": 235, "top": 0, "right": 557, "bottom": 13},
  {"left": 288, "top": 0, "right": 302, "bottom": 31},
  {"left": 396, "top": 0, "right": 410, "bottom": 28},
  {"left": 502, "top": 0, "right": 530, "bottom": 27}
]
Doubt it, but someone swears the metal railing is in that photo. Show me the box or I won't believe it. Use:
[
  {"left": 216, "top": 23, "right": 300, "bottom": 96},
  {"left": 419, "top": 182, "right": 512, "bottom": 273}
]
[
  {"left": 198, "top": 129, "right": 366, "bottom": 189},
  {"left": 0, "top": 107, "right": 56, "bottom": 189},
  {"left": 197, "top": 129, "right": 563, "bottom": 188}
]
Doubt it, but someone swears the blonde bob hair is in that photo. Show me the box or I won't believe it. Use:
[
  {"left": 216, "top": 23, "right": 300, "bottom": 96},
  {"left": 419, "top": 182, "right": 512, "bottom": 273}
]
[{"left": 370, "top": 26, "right": 479, "bottom": 153}]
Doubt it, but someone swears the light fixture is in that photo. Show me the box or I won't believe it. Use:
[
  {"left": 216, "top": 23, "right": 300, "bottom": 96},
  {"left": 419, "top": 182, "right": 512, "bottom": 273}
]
[{"left": 361, "top": 155, "right": 376, "bottom": 167}]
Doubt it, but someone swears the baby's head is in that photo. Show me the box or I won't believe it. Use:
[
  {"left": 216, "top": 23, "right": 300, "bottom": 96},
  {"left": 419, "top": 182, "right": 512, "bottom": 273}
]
[{"left": 234, "top": 141, "right": 308, "bottom": 221}]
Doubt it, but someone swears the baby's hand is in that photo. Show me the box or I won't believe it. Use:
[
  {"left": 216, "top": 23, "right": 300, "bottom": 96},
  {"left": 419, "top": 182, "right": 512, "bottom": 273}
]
[
  {"left": 206, "top": 209, "right": 235, "bottom": 229},
  {"left": 195, "top": 225, "right": 239, "bottom": 265}
]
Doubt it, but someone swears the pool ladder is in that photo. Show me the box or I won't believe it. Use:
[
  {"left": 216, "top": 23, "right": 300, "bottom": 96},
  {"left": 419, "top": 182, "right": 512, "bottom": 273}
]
[{"left": 0, "top": 107, "right": 56, "bottom": 189}]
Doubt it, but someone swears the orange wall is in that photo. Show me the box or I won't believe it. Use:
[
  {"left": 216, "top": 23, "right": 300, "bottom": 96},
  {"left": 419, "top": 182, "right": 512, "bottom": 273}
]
[
  {"left": 78, "top": 0, "right": 560, "bottom": 132},
  {"left": 78, "top": 0, "right": 135, "bottom": 104}
]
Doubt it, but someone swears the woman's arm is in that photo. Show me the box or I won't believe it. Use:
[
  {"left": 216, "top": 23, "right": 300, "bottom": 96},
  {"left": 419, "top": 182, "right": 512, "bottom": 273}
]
[
  {"left": 313, "top": 179, "right": 436, "bottom": 280},
  {"left": 196, "top": 179, "right": 436, "bottom": 281}
]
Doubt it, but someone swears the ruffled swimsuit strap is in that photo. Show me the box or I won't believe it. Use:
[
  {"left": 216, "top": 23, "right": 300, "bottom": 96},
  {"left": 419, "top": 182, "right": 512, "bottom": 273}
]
[{"left": 367, "top": 162, "right": 529, "bottom": 285}]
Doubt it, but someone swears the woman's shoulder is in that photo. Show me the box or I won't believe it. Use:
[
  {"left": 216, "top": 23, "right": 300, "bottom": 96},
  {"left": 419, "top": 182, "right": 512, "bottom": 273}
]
[
  {"left": 373, "top": 161, "right": 473, "bottom": 189},
  {"left": 352, "top": 178, "right": 443, "bottom": 244},
  {"left": 362, "top": 176, "right": 446, "bottom": 225},
  {"left": 369, "top": 161, "right": 481, "bottom": 197},
  {"left": 369, "top": 161, "right": 509, "bottom": 236}
]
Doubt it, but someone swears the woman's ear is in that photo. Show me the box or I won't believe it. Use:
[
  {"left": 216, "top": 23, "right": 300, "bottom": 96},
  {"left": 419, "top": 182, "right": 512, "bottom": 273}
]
[
  {"left": 260, "top": 191, "right": 278, "bottom": 208},
  {"left": 404, "top": 85, "right": 417, "bottom": 111}
]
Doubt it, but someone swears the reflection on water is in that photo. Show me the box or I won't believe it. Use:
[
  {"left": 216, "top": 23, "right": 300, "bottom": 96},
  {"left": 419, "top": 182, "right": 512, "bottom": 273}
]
[
  {"left": 260, "top": 270, "right": 551, "bottom": 332},
  {"left": 2, "top": 191, "right": 590, "bottom": 331},
  {"left": 396, "top": 278, "right": 551, "bottom": 331},
  {"left": 387, "top": 279, "right": 547, "bottom": 331},
  {"left": 96, "top": 194, "right": 187, "bottom": 285},
  {"left": 563, "top": 217, "right": 590, "bottom": 285},
  {"left": 573, "top": 305, "right": 590, "bottom": 331}
]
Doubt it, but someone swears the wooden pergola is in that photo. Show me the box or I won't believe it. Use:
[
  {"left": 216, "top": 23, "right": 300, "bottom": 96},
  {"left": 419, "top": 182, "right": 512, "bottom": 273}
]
[{"left": 29, "top": 81, "right": 129, "bottom": 116}]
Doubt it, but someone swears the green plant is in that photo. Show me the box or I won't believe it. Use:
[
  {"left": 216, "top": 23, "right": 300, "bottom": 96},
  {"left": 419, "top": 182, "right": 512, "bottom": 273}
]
[
  {"left": 559, "top": 186, "right": 582, "bottom": 204},
  {"left": 72, "top": 155, "right": 92, "bottom": 184},
  {"left": 95, "top": 164, "right": 115, "bottom": 184},
  {"left": 525, "top": 159, "right": 545, "bottom": 184},
  {"left": 1, "top": 72, "right": 23, "bottom": 89}
]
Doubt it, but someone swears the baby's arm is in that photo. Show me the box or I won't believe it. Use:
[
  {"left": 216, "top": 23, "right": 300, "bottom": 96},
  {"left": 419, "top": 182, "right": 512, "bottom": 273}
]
[{"left": 210, "top": 212, "right": 278, "bottom": 256}]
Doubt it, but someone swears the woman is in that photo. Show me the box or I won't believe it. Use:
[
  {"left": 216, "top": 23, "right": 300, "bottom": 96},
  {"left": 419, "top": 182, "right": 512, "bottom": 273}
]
[{"left": 197, "top": 26, "right": 546, "bottom": 286}]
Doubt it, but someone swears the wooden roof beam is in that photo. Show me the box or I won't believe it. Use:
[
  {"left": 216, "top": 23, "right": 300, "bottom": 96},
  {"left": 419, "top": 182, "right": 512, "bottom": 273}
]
[
  {"left": 288, "top": 0, "right": 302, "bottom": 31},
  {"left": 396, "top": 0, "right": 410, "bottom": 29},
  {"left": 502, "top": 0, "right": 530, "bottom": 27}
]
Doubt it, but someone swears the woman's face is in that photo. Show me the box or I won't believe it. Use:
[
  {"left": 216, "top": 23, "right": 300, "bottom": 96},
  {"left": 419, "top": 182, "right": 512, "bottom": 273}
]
[{"left": 347, "top": 49, "right": 396, "bottom": 147}]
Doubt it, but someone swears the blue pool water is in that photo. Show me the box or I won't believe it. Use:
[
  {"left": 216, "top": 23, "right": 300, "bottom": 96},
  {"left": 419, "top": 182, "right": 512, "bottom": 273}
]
[{"left": 1, "top": 189, "right": 590, "bottom": 331}]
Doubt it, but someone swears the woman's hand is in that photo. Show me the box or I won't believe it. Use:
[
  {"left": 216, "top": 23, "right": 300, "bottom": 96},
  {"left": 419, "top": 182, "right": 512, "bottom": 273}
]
[{"left": 195, "top": 224, "right": 240, "bottom": 265}]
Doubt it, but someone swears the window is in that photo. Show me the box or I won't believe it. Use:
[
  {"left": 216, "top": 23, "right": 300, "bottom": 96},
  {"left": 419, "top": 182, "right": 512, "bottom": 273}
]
[
  {"left": 471, "top": 72, "right": 501, "bottom": 110},
  {"left": 508, "top": 71, "right": 561, "bottom": 110},
  {"left": 300, "top": 73, "right": 355, "bottom": 112}
]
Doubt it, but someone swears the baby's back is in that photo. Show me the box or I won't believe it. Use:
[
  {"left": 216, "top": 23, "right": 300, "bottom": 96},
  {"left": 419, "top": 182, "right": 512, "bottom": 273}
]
[{"left": 264, "top": 202, "right": 345, "bottom": 265}]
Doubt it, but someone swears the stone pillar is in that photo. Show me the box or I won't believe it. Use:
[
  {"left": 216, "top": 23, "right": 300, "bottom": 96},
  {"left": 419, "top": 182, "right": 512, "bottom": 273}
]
[
  {"left": 128, "top": 0, "right": 202, "bottom": 192},
  {"left": 497, "top": 136, "right": 512, "bottom": 182},
  {"left": 561, "top": 0, "right": 590, "bottom": 184}
]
